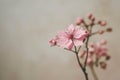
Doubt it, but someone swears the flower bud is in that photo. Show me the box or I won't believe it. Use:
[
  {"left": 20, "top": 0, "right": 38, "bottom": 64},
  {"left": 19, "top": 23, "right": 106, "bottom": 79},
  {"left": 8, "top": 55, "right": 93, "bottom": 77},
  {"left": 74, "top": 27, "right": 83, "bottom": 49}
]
[
  {"left": 76, "top": 17, "right": 84, "bottom": 25},
  {"left": 87, "top": 13, "right": 95, "bottom": 21},
  {"left": 49, "top": 39, "right": 56, "bottom": 46},
  {"left": 98, "top": 20, "right": 101, "bottom": 24},
  {"left": 106, "top": 28, "right": 112, "bottom": 32},
  {"left": 98, "top": 30, "right": 104, "bottom": 34},
  {"left": 98, "top": 21, "right": 107, "bottom": 26},
  {"left": 100, "top": 62, "right": 107, "bottom": 69},
  {"left": 106, "top": 55, "right": 111, "bottom": 60},
  {"left": 88, "top": 13, "right": 93, "bottom": 19},
  {"left": 87, "top": 57, "right": 93, "bottom": 65},
  {"left": 100, "top": 39, "right": 107, "bottom": 45},
  {"left": 90, "top": 43, "right": 95, "bottom": 48}
]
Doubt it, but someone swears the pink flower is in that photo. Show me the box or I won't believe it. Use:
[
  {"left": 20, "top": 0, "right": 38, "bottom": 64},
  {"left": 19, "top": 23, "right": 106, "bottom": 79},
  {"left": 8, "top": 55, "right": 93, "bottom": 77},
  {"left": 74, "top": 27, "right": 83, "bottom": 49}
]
[
  {"left": 49, "top": 39, "right": 56, "bottom": 46},
  {"left": 56, "top": 24, "right": 89, "bottom": 50}
]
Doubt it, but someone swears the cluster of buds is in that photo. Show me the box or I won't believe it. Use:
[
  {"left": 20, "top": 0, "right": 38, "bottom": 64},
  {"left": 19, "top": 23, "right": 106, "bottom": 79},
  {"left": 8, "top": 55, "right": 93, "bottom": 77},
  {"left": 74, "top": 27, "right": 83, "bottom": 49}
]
[
  {"left": 78, "top": 39, "right": 110, "bottom": 69},
  {"left": 76, "top": 13, "right": 112, "bottom": 35}
]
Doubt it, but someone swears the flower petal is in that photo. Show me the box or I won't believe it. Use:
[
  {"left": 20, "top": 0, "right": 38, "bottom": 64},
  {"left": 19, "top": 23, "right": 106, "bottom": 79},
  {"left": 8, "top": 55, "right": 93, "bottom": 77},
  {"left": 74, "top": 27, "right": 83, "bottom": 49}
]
[
  {"left": 74, "top": 39, "right": 83, "bottom": 46},
  {"left": 66, "top": 24, "right": 75, "bottom": 34}
]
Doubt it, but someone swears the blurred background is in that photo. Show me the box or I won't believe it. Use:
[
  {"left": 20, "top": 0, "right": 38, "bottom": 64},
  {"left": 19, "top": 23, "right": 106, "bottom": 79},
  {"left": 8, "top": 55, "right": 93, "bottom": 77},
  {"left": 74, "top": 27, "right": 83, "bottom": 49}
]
[{"left": 0, "top": 0, "right": 120, "bottom": 80}]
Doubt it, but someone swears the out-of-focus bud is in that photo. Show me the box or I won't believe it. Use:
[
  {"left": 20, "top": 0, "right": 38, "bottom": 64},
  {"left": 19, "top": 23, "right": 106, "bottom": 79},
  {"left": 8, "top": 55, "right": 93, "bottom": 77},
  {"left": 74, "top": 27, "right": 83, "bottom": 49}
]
[
  {"left": 98, "top": 30, "right": 104, "bottom": 34},
  {"left": 106, "top": 28, "right": 112, "bottom": 32},
  {"left": 49, "top": 39, "right": 56, "bottom": 46},
  {"left": 87, "top": 13, "right": 95, "bottom": 21},
  {"left": 88, "top": 13, "right": 93, "bottom": 19},
  {"left": 100, "top": 39, "right": 107, "bottom": 45},
  {"left": 90, "top": 16, "right": 95, "bottom": 22},
  {"left": 87, "top": 57, "right": 93, "bottom": 65},
  {"left": 90, "top": 43, "right": 95, "bottom": 48},
  {"left": 100, "top": 62, "right": 107, "bottom": 69},
  {"left": 98, "top": 20, "right": 107, "bottom": 26},
  {"left": 106, "top": 55, "right": 111, "bottom": 60},
  {"left": 76, "top": 17, "right": 84, "bottom": 25},
  {"left": 85, "top": 30, "right": 90, "bottom": 36},
  {"left": 98, "top": 20, "right": 101, "bottom": 24}
]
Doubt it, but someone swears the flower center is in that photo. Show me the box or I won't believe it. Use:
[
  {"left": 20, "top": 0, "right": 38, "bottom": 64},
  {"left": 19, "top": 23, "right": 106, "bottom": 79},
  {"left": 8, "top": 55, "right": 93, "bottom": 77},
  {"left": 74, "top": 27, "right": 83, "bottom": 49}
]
[{"left": 69, "top": 34, "right": 74, "bottom": 39}]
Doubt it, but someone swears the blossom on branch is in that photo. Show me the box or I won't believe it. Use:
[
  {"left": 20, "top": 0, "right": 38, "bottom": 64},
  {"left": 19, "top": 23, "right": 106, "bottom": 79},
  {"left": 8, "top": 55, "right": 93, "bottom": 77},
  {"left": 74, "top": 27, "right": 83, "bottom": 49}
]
[{"left": 49, "top": 24, "right": 89, "bottom": 50}]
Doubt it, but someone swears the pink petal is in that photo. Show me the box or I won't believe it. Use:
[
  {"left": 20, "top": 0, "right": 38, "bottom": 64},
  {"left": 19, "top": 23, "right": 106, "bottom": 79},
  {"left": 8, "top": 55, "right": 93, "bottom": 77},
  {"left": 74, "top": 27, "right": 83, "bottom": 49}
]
[
  {"left": 64, "top": 40, "right": 73, "bottom": 50},
  {"left": 74, "top": 39, "right": 83, "bottom": 46},
  {"left": 56, "top": 37, "right": 69, "bottom": 46},
  {"left": 74, "top": 27, "right": 88, "bottom": 39},
  {"left": 66, "top": 24, "right": 75, "bottom": 34},
  {"left": 57, "top": 30, "right": 67, "bottom": 39}
]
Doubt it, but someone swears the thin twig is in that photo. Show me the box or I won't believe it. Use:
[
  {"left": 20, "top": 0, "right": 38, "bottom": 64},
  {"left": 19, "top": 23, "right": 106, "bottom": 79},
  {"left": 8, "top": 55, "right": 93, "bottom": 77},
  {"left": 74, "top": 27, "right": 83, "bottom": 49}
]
[
  {"left": 89, "top": 64, "right": 98, "bottom": 80},
  {"left": 71, "top": 39, "right": 88, "bottom": 80},
  {"left": 84, "top": 36, "right": 90, "bottom": 68},
  {"left": 75, "top": 48, "right": 89, "bottom": 80},
  {"left": 64, "top": 48, "right": 76, "bottom": 53}
]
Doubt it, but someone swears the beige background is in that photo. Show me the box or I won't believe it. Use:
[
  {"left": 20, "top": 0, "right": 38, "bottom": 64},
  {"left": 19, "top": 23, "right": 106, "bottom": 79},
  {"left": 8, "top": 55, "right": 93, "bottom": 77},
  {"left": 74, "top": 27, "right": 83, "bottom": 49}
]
[{"left": 0, "top": 0, "right": 120, "bottom": 80}]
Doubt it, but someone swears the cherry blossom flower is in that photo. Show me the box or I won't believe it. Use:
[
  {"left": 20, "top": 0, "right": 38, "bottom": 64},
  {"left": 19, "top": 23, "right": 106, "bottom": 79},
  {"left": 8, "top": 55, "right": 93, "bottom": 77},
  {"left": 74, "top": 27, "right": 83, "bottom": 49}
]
[{"left": 56, "top": 24, "right": 89, "bottom": 50}]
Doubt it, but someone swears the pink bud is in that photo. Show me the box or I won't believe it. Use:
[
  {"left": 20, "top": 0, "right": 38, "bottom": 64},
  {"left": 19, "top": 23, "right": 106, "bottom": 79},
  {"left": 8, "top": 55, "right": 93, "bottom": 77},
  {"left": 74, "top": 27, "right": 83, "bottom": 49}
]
[
  {"left": 98, "top": 20, "right": 101, "bottom": 24},
  {"left": 87, "top": 57, "right": 93, "bottom": 65},
  {"left": 100, "top": 62, "right": 107, "bottom": 69},
  {"left": 87, "top": 13, "right": 93, "bottom": 19},
  {"left": 99, "top": 21, "right": 107, "bottom": 26},
  {"left": 85, "top": 31, "right": 90, "bottom": 36},
  {"left": 106, "top": 55, "right": 111, "bottom": 60},
  {"left": 100, "top": 39, "right": 107, "bottom": 45},
  {"left": 76, "top": 17, "right": 84, "bottom": 25},
  {"left": 90, "top": 16, "right": 95, "bottom": 21},
  {"left": 49, "top": 39, "right": 56, "bottom": 46},
  {"left": 87, "top": 13, "right": 95, "bottom": 21},
  {"left": 98, "top": 30, "right": 104, "bottom": 34},
  {"left": 90, "top": 43, "right": 95, "bottom": 48},
  {"left": 106, "top": 28, "right": 112, "bottom": 32}
]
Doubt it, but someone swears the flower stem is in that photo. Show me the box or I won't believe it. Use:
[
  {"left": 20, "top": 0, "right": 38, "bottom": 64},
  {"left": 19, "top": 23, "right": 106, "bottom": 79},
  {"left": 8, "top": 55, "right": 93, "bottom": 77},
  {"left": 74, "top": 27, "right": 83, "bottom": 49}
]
[
  {"left": 84, "top": 36, "right": 90, "bottom": 68},
  {"left": 89, "top": 64, "right": 98, "bottom": 80},
  {"left": 75, "top": 52, "right": 89, "bottom": 80}
]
